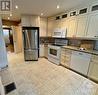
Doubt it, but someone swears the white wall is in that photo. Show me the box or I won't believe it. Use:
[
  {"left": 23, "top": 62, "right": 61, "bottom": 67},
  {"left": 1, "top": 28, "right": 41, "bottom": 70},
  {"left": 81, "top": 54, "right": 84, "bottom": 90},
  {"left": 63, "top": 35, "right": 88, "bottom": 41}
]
[{"left": 0, "top": 17, "right": 8, "bottom": 68}]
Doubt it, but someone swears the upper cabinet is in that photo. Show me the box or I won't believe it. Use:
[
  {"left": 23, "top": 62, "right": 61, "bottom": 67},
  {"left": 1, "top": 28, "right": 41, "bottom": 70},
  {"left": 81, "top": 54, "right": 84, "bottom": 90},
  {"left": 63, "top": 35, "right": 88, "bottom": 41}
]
[
  {"left": 21, "top": 15, "right": 40, "bottom": 27},
  {"left": 67, "top": 16, "right": 77, "bottom": 37},
  {"left": 86, "top": 3, "right": 98, "bottom": 38},
  {"left": 61, "top": 13, "right": 69, "bottom": 31},
  {"left": 66, "top": 10, "right": 77, "bottom": 37},
  {"left": 40, "top": 18, "right": 47, "bottom": 37},
  {"left": 47, "top": 17, "right": 55, "bottom": 37},
  {"left": 47, "top": 1, "right": 98, "bottom": 38},
  {"left": 76, "top": 8, "right": 88, "bottom": 37},
  {"left": 87, "top": 12, "right": 98, "bottom": 38},
  {"left": 54, "top": 20, "right": 61, "bottom": 29}
]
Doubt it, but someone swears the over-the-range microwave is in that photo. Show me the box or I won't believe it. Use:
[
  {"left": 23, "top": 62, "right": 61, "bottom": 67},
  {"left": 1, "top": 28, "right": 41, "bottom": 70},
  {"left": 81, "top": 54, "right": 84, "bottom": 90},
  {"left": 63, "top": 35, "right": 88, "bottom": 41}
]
[{"left": 52, "top": 28, "right": 67, "bottom": 38}]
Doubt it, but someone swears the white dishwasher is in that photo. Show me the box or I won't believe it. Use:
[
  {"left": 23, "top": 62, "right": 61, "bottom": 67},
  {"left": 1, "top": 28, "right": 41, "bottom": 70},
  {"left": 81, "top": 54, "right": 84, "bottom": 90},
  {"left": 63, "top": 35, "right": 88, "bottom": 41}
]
[{"left": 70, "top": 51, "right": 91, "bottom": 75}]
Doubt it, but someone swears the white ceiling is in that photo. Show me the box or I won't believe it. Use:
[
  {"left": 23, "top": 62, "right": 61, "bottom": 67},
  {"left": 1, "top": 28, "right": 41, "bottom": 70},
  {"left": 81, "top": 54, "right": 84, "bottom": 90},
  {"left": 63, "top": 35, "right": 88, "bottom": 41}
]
[{"left": 1, "top": 0, "right": 94, "bottom": 21}]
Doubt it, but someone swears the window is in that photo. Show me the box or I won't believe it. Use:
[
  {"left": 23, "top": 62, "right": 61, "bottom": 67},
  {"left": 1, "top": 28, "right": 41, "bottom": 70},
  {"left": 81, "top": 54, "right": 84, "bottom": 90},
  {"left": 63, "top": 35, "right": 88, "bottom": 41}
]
[
  {"left": 92, "top": 5, "right": 98, "bottom": 11},
  {"left": 62, "top": 14, "right": 67, "bottom": 18},
  {"left": 79, "top": 8, "right": 87, "bottom": 14},
  {"left": 56, "top": 16, "right": 60, "bottom": 20},
  {"left": 70, "top": 11, "right": 76, "bottom": 16}
]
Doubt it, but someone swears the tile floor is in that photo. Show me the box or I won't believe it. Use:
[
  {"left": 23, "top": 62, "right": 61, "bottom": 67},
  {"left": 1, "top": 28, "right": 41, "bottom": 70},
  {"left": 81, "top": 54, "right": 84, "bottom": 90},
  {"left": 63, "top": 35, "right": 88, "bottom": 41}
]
[{"left": 0, "top": 53, "right": 98, "bottom": 95}]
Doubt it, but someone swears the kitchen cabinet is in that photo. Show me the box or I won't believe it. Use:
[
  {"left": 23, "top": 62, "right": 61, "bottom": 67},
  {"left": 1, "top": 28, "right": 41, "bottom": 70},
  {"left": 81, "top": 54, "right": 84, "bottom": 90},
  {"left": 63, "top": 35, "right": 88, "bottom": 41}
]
[
  {"left": 47, "top": 17, "right": 55, "bottom": 37},
  {"left": 88, "top": 55, "right": 98, "bottom": 81},
  {"left": 44, "top": 44, "right": 48, "bottom": 58},
  {"left": 67, "top": 17, "right": 77, "bottom": 37},
  {"left": 54, "top": 19, "right": 62, "bottom": 29},
  {"left": 60, "top": 48, "right": 72, "bottom": 68},
  {"left": 39, "top": 44, "right": 44, "bottom": 57},
  {"left": 21, "top": 15, "right": 40, "bottom": 27},
  {"left": 61, "top": 18, "right": 69, "bottom": 32},
  {"left": 40, "top": 18, "right": 47, "bottom": 37},
  {"left": 76, "top": 14, "right": 88, "bottom": 37},
  {"left": 70, "top": 51, "right": 91, "bottom": 75},
  {"left": 86, "top": 12, "right": 98, "bottom": 38}
]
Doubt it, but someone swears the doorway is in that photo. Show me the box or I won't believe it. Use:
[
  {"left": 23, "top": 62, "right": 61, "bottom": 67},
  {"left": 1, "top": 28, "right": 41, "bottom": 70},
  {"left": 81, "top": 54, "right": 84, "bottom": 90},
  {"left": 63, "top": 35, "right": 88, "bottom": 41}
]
[{"left": 3, "top": 28, "right": 14, "bottom": 53}]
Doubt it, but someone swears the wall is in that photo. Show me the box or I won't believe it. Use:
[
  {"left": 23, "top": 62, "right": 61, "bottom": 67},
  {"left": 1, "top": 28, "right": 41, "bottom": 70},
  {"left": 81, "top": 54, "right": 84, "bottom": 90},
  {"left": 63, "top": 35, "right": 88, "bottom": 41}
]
[
  {"left": 0, "top": 17, "right": 8, "bottom": 68},
  {"left": 12, "top": 26, "right": 23, "bottom": 53}
]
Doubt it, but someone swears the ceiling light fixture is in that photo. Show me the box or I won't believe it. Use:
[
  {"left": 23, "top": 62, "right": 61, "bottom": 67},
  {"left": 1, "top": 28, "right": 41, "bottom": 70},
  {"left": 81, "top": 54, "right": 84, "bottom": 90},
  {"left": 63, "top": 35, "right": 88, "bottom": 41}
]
[
  {"left": 57, "top": 5, "right": 60, "bottom": 9},
  {"left": 41, "top": 13, "right": 43, "bottom": 16},
  {"left": 15, "top": 5, "right": 18, "bottom": 9},
  {"left": 10, "top": 14, "right": 12, "bottom": 16},
  {"left": 8, "top": 17, "right": 10, "bottom": 20}
]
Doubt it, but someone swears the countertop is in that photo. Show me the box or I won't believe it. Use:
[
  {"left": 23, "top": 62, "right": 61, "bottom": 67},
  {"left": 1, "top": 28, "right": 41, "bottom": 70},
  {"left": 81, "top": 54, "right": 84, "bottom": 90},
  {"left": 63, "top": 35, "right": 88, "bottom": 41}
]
[{"left": 62, "top": 46, "right": 98, "bottom": 55}]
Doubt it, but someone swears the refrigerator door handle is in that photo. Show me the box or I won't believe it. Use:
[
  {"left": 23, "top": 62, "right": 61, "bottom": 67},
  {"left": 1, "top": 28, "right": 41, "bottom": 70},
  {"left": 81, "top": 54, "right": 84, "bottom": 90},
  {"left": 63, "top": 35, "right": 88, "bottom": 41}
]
[
  {"left": 35, "top": 30, "right": 38, "bottom": 48},
  {"left": 25, "top": 30, "right": 31, "bottom": 49}
]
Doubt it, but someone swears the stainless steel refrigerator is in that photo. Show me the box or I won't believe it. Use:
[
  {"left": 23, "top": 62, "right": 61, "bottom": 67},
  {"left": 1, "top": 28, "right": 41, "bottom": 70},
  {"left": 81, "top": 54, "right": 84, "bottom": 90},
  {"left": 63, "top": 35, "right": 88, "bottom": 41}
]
[{"left": 22, "top": 27, "right": 39, "bottom": 61}]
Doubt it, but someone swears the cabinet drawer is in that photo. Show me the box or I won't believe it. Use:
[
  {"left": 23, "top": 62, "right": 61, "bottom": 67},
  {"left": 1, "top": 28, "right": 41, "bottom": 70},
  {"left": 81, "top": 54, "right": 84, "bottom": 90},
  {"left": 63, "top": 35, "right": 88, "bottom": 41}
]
[
  {"left": 61, "top": 55, "right": 71, "bottom": 60},
  {"left": 65, "top": 49, "right": 72, "bottom": 53}
]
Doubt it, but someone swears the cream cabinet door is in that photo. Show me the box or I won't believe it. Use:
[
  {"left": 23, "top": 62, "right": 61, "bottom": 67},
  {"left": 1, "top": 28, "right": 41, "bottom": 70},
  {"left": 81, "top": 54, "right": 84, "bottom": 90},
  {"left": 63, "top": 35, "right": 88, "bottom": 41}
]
[
  {"left": 47, "top": 18, "right": 55, "bottom": 37},
  {"left": 21, "top": 15, "right": 31, "bottom": 26},
  {"left": 76, "top": 14, "right": 88, "bottom": 37},
  {"left": 39, "top": 44, "right": 44, "bottom": 57},
  {"left": 67, "top": 17, "right": 77, "bottom": 37},
  {"left": 88, "top": 55, "right": 98, "bottom": 81},
  {"left": 87, "top": 12, "right": 98, "bottom": 38},
  {"left": 54, "top": 19, "right": 62, "bottom": 29},
  {"left": 40, "top": 18, "right": 47, "bottom": 37},
  {"left": 61, "top": 18, "right": 69, "bottom": 32},
  {"left": 44, "top": 45, "right": 48, "bottom": 58},
  {"left": 60, "top": 48, "right": 72, "bottom": 68}
]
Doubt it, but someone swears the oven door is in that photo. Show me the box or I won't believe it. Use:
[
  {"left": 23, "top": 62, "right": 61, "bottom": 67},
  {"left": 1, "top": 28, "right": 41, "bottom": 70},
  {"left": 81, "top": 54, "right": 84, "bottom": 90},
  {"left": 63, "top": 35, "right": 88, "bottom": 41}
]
[{"left": 48, "top": 46, "right": 60, "bottom": 59}]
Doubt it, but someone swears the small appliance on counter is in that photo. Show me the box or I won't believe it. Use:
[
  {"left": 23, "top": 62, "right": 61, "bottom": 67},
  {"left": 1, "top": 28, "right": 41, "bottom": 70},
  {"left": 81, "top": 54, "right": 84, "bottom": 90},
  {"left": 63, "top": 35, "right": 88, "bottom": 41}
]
[
  {"left": 48, "top": 39, "right": 68, "bottom": 65},
  {"left": 22, "top": 27, "right": 39, "bottom": 61},
  {"left": 80, "top": 41, "right": 94, "bottom": 50}
]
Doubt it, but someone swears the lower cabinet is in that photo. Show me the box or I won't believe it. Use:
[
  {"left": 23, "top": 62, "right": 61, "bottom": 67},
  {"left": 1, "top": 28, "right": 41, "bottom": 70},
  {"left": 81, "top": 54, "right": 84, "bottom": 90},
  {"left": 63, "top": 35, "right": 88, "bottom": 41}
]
[
  {"left": 60, "top": 47, "right": 98, "bottom": 81},
  {"left": 60, "top": 48, "right": 72, "bottom": 68},
  {"left": 44, "top": 44, "right": 48, "bottom": 58},
  {"left": 40, "top": 44, "right": 48, "bottom": 58},
  {"left": 88, "top": 55, "right": 98, "bottom": 81},
  {"left": 39, "top": 44, "right": 44, "bottom": 57}
]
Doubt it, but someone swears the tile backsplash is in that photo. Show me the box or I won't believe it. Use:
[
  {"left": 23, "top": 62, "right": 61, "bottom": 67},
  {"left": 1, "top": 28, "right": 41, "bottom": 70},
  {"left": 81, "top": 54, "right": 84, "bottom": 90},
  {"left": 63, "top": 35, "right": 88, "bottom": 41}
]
[{"left": 40, "top": 37, "right": 98, "bottom": 51}]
